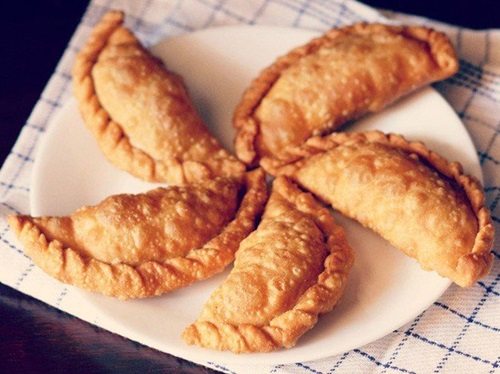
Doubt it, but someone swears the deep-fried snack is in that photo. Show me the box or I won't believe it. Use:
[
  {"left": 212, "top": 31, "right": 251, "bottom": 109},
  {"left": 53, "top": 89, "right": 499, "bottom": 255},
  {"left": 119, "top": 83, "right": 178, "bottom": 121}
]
[
  {"left": 9, "top": 170, "right": 267, "bottom": 299},
  {"left": 262, "top": 131, "right": 494, "bottom": 287},
  {"left": 234, "top": 23, "right": 458, "bottom": 165},
  {"left": 73, "top": 10, "right": 245, "bottom": 184},
  {"left": 183, "top": 176, "right": 353, "bottom": 352}
]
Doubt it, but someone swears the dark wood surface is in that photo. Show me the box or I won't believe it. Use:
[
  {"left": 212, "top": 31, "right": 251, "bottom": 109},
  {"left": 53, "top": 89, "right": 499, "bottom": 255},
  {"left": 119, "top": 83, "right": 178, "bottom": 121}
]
[{"left": 0, "top": 1, "right": 498, "bottom": 373}]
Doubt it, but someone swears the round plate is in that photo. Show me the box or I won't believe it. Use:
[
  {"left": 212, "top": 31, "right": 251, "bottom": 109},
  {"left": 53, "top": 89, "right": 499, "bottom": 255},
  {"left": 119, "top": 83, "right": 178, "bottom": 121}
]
[{"left": 31, "top": 26, "right": 482, "bottom": 366}]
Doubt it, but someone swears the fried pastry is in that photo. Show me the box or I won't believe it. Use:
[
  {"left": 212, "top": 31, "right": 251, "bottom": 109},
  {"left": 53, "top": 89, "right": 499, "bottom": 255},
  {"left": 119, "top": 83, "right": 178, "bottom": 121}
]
[
  {"left": 73, "top": 10, "right": 245, "bottom": 184},
  {"left": 9, "top": 170, "right": 267, "bottom": 299},
  {"left": 262, "top": 131, "right": 494, "bottom": 287},
  {"left": 183, "top": 176, "right": 353, "bottom": 352},
  {"left": 234, "top": 23, "right": 458, "bottom": 165}
]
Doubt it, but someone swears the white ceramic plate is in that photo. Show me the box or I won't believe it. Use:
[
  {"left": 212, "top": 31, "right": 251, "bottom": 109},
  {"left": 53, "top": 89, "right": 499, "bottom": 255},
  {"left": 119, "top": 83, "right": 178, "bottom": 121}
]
[{"left": 31, "top": 26, "right": 482, "bottom": 366}]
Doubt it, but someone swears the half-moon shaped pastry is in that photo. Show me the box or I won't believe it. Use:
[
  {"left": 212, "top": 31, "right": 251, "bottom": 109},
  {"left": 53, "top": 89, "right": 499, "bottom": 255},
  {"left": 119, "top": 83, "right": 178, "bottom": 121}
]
[
  {"left": 234, "top": 23, "right": 458, "bottom": 165},
  {"left": 9, "top": 170, "right": 267, "bottom": 299},
  {"left": 73, "top": 11, "right": 245, "bottom": 184},
  {"left": 183, "top": 176, "right": 353, "bottom": 352},
  {"left": 262, "top": 131, "right": 494, "bottom": 287}
]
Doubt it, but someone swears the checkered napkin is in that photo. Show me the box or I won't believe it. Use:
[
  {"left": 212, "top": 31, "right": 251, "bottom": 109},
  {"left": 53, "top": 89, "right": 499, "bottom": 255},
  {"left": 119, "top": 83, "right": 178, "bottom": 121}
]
[{"left": 1, "top": 1, "right": 498, "bottom": 373}]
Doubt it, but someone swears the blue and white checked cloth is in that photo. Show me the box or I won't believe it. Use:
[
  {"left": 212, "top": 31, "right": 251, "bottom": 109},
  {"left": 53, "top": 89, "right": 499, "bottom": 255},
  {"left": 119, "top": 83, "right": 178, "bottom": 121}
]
[{"left": 0, "top": 1, "right": 498, "bottom": 373}]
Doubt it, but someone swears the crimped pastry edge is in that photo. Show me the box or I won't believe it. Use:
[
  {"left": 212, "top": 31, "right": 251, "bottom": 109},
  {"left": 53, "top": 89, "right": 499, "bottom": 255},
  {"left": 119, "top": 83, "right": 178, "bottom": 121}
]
[
  {"left": 233, "top": 22, "right": 459, "bottom": 166},
  {"left": 262, "top": 130, "right": 494, "bottom": 287},
  {"left": 72, "top": 11, "right": 162, "bottom": 179},
  {"left": 8, "top": 170, "right": 268, "bottom": 299},
  {"left": 72, "top": 10, "right": 244, "bottom": 184},
  {"left": 182, "top": 176, "right": 354, "bottom": 352}
]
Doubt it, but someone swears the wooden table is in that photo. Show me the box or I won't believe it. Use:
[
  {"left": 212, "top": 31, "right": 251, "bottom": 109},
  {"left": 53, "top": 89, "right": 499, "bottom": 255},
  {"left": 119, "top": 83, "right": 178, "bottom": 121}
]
[{"left": 0, "top": 1, "right": 497, "bottom": 372}]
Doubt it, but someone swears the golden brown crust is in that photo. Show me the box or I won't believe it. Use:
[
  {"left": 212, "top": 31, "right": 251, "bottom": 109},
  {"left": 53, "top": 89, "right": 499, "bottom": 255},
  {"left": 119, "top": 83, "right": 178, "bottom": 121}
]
[
  {"left": 262, "top": 131, "right": 494, "bottom": 287},
  {"left": 9, "top": 170, "right": 268, "bottom": 299},
  {"left": 233, "top": 22, "right": 458, "bottom": 165},
  {"left": 73, "top": 11, "right": 244, "bottom": 184},
  {"left": 183, "top": 176, "right": 353, "bottom": 352}
]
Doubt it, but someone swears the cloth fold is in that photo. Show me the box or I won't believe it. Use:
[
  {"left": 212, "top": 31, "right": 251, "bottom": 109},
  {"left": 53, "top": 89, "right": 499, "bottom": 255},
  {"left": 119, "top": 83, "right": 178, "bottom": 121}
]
[{"left": 0, "top": 1, "right": 498, "bottom": 373}]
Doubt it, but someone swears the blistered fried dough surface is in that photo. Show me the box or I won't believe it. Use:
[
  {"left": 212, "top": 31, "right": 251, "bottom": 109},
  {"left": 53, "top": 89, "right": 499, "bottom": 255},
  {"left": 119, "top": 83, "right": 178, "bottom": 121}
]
[
  {"left": 9, "top": 170, "right": 268, "bottom": 299},
  {"left": 183, "top": 176, "right": 353, "bottom": 352},
  {"left": 73, "top": 11, "right": 244, "bottom": 184},
  {"left": 263, "top": 132, "right": 494, "bottom": 287},
  {"left": 234, "top": 23, "right": 458, "bottom": 164}
]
